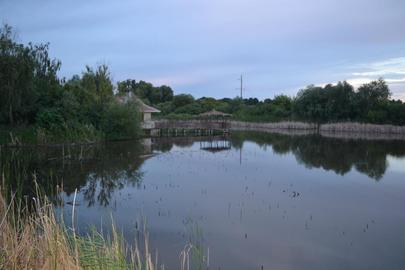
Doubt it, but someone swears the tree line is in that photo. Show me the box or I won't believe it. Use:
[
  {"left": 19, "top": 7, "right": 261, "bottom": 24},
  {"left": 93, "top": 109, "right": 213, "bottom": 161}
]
[
  {"left": 1, "top": 24, "right": 405, "bottom": 144},
  {"left": 120, "top": 79, "right": 405, "bottom": 125}
]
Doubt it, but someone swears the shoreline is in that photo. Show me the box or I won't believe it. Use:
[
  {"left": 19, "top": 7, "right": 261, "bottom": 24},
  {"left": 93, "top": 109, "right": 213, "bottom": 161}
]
[
  {"left": 229, "top": 121, "right": 405, "bottom": 140},
  {"left": 152, "top": 119, "right": 405, "bottom": 140},
  {"left": 2, "top": 121, "right": 405, "bottom": 147},
  {"left": 229, "top": 120, "right": 405, "bottom": 134}
]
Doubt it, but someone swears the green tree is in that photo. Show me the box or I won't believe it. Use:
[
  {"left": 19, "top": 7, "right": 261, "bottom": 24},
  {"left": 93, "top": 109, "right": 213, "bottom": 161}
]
[
  {"left": 322, "top": 81, "right": 355, "bottom": 120},
  {"left": 355, "top": 79, "right": 391, "bottom": 122},
  {"left": 272, "top": 95, "right": 293, "bottom": 118},
  {"left": 293, "top": 85, "right": 328, "bottom": 123},
  {"left": 81, "top": 64, "right": 113, "bottom": 103},
  {"left": 100, "top": 101, "right": 141, "bottom": 140},
  {"left": 172, "top": 94, "right": 195, "bottom": 108},
  {"left": 0, "top": 24, "right": 61, "bottom": 125},
  {"left": 116, "top": 80, "right": 173, "bottom": 104}
]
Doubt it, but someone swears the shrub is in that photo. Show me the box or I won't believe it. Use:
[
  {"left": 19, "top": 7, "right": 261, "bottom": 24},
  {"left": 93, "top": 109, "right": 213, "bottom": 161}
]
[
  {"left": 36, "top": 109, "right": 64, "bottom": 131},
  {"left": 100, "top": 101, "right": 141, "bottom": 140}
]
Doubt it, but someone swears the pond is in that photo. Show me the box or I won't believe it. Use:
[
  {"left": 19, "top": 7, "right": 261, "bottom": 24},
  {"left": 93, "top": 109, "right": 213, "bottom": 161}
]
[{"left": 1, "top": 131, "right": 405, "bottom": 270}]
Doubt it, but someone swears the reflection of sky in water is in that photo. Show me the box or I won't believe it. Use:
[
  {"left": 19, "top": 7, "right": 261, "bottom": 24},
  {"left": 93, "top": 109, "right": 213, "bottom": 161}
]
[
  {"left": 54, "top": 135, "right": 405, "bottom": 270},
  {"left": 387, "top": 156, "right": 405, "bottom": 173}
]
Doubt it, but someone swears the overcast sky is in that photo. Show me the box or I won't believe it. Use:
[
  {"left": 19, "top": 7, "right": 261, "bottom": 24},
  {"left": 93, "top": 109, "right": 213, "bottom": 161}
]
[{"left": 1, "top": 0, "right": 405, "bottom": 99}]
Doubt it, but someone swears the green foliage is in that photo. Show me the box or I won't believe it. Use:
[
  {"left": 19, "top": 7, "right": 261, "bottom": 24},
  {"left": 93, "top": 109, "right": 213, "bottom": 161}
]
[
  {"left": 2, "top": 23, "right": 405, "bottom": 145},
  {"left": 0, "top": 25, "right": 141, "bottom": 144},
  {"left": 174, "top": 102, "right": 203, "bottom": 114},
  {"left": 172, "top": 94, "right": 195, "bottom": 108},
  {"left": 36, "top": 108, "right": 64, "bottom": 131},
  {"left": 294, "top": 85, "right": 329, "bottom": 123},
  {"left": 0, "top": 125, "right": 37, "bottom": 145},
  {"left": 292, "top": 79, "right": 399, "bottom": 124},
  {"left": 0, "top": 24, "right": 61, "bottom": 125},
  {"left": 81, "top": 64, "right": 114, "bottom": 103},
  {"left": 100, "top": 101, "right": 141, "bottom": 140},
  {"left": 117, "top": 79, "right": 173, "bottom": 104},
  {"left": 36, "top": 123, "right": 102, "bottom": 144},
  {"left": 163, "top": 113, "right": 196, "bottom": 120},
  {"left": 387, "top": 100, "right": 405, "bottom": 125},
  {"left": 354, "top": 79, "right": 391, "bottom": 121},
  {"left": 154, "top": 78, "right": 404, "bottom": 125}
]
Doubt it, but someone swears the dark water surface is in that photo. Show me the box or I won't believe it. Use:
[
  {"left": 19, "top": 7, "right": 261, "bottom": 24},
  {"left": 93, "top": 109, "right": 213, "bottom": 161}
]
[{"left": 2, "top": 132, "right": 405, "bottom": 269}]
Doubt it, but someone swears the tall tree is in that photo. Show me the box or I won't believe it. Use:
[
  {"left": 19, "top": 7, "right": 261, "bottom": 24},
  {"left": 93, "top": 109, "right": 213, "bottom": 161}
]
[{"left": 0, "top": 24, "right": 61, "bottom": 125}]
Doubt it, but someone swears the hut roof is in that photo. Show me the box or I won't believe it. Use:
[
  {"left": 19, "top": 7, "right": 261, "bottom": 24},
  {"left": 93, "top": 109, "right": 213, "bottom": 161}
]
[
  {"left": 117, "top": 94, "right": 160, "bottom": 113},
  {"left": 199, "top": 109, "right": 231, "bottom": 118},
  {"left": 134, "top": 97, "right": 161, "bottom": 113}
]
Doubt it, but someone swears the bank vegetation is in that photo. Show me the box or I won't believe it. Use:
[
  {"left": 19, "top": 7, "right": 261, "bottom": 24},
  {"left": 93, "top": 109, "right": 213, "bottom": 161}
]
[
  {"left": 0, "top": 25, "right": 141, "bottom": 145},
  {"left": 2, "top": 23, "right": 405, "bottom": 145}
]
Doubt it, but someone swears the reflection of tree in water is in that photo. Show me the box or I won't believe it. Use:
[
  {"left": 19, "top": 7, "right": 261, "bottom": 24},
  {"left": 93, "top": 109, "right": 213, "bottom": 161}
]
[
  {"left": 151, "top": 136, "right": 196, "bottom": 152},
  {"left": 1, "top": 137, "right": 213, "bottom": 206},
  {"left": 0, "top": 141, "right": 146, "bottom": 206},
  {"left": 230, "top": 131, "right": 405, "bottom": 180},
  {"left": 0, "top": 146, "right": 64, "bottom": 202},
  {"left": 79, "top": 142, "right": 147, "bottom": 206},
  {"left": 81, "top": 170, "right": 144, "bottom": 207},
  {"left": 3, "top": 132, "right": 405, "bottom": 206}
]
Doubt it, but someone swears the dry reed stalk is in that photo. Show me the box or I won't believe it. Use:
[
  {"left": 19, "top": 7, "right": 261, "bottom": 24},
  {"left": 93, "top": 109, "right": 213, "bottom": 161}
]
[
  {"left": 180, "top": 243, "right": 193, "bottom": 270},
  {"left": 0, "top": 184, "right": 159, "bottom": 270},
  {"left": 0, "top": 187, "right": 77, "bottom": 270}
]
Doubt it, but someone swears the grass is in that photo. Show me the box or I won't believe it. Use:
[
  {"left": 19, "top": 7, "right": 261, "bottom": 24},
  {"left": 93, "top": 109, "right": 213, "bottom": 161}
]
[
  {"left": 0, "top": 125, "right": 101, "bottom": 146},
  {"left": 0, "top": 125, "right": 37, "bottom": 145},
  {"left": 0, "top": 183, "right": 157, "bottom": 270},
  {"left": 0, "top": 179, "right": 209, "bottom": 270}
]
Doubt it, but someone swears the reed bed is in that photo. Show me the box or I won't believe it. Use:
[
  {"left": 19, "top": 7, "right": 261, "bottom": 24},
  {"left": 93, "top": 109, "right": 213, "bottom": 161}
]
[
  {"left": 0, "top": 185, "right": 157, "bottom": 270},
  {"left": 320, "top": 122, "right": 405, "bottom": 134},
  {"left": 230, "top": 120, "right": 317, "bottom": 131},
  {"left": 154, "top": 119, "right": 405, "bottom": 135},
  {"left": 230, "top": 121, "right": 405, "bottom": 137}
]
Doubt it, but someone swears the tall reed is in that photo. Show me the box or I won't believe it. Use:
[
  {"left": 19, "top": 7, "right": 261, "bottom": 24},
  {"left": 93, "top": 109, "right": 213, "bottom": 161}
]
[{"left": 0, "top": 183, "right": 157, "bottom": 270}]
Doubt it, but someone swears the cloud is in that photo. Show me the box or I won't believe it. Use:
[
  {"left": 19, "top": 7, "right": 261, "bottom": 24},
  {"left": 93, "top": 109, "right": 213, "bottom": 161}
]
[
  {"left": 386, "top": 77, "right": 405, "bottom": 84},
  {"left": 352, "top": 57, "right": 405, "bottom": 77},
  {"left": 1, "top": 0, "right": 405, "bottom": 99},
  {"left": 345, "top": 57, "right": 405, "bottom": 100},
  {"left": 145, "top": 74, "right": 206, "bottom": 89}
]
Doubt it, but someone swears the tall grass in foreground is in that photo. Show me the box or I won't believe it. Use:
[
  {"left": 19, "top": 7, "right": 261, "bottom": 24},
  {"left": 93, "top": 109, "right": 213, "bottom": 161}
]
[{"left": 0, "top": 185, "right": 157, "bottom": 270}]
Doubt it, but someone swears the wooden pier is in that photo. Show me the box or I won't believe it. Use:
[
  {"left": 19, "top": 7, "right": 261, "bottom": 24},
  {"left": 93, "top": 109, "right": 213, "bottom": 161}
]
[{"left": 142, "top": 119, "right": 231, "bottom": 137}]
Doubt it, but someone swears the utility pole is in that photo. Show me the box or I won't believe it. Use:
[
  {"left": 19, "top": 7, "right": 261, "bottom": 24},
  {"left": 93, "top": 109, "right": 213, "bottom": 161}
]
[{"left": 239, "top": 74, "right": 243, "bottom": 99}]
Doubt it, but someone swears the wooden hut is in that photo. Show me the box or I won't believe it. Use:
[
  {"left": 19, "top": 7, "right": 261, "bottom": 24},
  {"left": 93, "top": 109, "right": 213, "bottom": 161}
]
[
  {"left": 117, "top": 94, "right": 160, "bottom": 121},
  {"left": 134, "top": 97, "right": 161, "bottom": 121}
]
